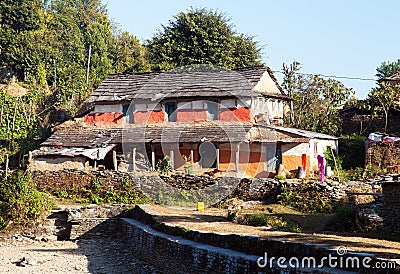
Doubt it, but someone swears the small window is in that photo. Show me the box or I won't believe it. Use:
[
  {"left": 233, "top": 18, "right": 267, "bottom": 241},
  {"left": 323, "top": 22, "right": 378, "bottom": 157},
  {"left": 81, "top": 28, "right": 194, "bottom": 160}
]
[
  {"left": 123, "top": 105, "right": 134, "bottom": 123},
  {"left": 206, "top": 100, "right": 219, "bottom": 121},
  {"left": 164, "top": 101, "right": 177, "bottom": 122}
]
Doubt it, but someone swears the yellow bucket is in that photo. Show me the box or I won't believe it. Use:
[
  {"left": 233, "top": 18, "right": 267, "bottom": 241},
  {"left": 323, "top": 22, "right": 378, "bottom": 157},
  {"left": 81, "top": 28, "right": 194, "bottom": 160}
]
[{"left": 197, "top": 202, "right": 205, "bottom": 211}]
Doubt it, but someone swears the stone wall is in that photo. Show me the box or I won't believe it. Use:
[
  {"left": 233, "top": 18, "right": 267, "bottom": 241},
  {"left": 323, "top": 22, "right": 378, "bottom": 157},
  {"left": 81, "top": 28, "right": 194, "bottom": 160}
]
[
  {"left": 382, "top": 180, "right": 400, "bottom": 234},
  {"left": 31, "top": 169, "right": 380, "bottom": 207}
]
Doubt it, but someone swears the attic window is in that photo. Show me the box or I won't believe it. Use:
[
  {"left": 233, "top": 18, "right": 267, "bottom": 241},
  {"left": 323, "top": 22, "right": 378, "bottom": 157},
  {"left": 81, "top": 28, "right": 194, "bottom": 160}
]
[
  {"left": 123, "top": 105, "right": 133, "bottom": 123},
  {"left": 164, "top": 101, "right": 177, "bottom": 122}
]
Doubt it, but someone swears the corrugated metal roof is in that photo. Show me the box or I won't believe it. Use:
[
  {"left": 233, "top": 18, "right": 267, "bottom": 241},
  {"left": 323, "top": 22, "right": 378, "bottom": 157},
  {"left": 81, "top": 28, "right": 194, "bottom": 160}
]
[{"left": 260, "top": 125, "right": 339, "bottom": 140}]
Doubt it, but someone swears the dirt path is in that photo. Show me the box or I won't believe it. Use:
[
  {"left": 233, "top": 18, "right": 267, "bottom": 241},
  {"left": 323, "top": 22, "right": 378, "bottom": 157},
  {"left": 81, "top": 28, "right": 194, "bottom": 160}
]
[
  {"left": 0, "top": 235, "right": 160, "bottom": 274},
  {"left": 143, "top": 205, "right": 400, "bottom": 259}
]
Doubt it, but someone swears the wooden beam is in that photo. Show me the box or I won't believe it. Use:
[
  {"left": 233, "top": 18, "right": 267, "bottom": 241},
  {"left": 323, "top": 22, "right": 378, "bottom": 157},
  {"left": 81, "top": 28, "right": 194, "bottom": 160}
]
[
  {"left": 170, "top": 150, "right": 174, "bottom": 170},
  {"left": 132, "top": 147, "right": 136, "bottom": 172},
  {"left": 235, "top": 144, "right": 240, "bottom": 173},
  {"left": 216, "top": 148, "right": 220, "bottom": 170},
  {"left": 190, "top": 148, "right": 194, "bottom": 170},
  {"left": 113, "top": 150, "right": 117, "bottom": 171}
]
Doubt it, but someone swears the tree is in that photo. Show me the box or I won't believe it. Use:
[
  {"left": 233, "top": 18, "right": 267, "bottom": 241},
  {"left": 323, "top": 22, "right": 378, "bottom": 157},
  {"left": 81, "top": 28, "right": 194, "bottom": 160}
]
[
  {"left": 111, "top": 30, "right": 150, "bottom": 73},
  {"left": 282, "top": 62, "right": 354, "bottom": 135},
  {"left": 147, "top": 8, "right": 262, "bottom": 71},
  {"left": 376, "top": 59, "right": 400, "bottom": 79}
]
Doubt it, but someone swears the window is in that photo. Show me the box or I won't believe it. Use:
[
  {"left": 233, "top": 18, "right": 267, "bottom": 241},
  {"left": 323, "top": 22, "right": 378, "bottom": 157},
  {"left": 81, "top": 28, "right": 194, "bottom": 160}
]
[
  {"left": 206, "top": 100, "right": 219, "bottom": 121},
  {"left": 164, "top": 101, "right": 177, "bottom": 122},
  {"left": 122, "top": 105, "right": 133, "bottom": 123}
]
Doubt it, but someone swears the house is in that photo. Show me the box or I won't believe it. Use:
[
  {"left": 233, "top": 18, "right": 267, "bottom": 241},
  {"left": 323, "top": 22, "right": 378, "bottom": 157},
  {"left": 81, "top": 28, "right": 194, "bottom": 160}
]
[{"left": 29, "top": 66, "right": 338, "bottom": 178}]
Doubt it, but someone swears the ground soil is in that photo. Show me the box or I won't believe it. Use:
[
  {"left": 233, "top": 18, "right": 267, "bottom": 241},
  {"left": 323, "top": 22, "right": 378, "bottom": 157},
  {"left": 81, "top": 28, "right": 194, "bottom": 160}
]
[
  {"left": 0, "top": 235, "right": 160, "bottom": 273},
  {"left": 143, "top": 204, "right": 400, "bottom": 259}
]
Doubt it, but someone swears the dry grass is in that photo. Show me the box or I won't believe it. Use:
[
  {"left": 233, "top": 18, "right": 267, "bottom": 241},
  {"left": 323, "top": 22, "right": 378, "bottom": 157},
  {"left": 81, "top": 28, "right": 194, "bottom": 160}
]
[{"left": 140, "top": 204, "right": 400, "bottom": 259}]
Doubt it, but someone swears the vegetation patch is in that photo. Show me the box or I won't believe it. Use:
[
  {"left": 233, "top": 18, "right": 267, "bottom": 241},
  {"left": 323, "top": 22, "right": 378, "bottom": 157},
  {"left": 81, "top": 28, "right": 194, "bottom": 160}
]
[
  {"left": 50, "top": 176, "right": 152, "bottom": 205},
  {"left": 0, "top": 170, "right": 51, "bottom": 231},
  {"left": 277, "top": 182, "right": 333, "bottom": 213}
]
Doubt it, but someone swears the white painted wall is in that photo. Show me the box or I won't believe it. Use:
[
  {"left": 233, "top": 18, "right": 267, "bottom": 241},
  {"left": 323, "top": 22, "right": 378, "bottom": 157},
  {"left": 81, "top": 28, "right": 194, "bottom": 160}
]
[
  {"left": 94, "top": 104, "right": 122, "bottom": 113},
  {"left": 309, "top": 139, "right": 338, "bottom": 170},
  {"left": 29, "top": 157, "right": 86, "bottom": 171},
  {"left": 282, "top": 142, "right": 310, "bottom": 156},
  {"left": 253, "top": 71, "right": 281, "bottom": 94}
]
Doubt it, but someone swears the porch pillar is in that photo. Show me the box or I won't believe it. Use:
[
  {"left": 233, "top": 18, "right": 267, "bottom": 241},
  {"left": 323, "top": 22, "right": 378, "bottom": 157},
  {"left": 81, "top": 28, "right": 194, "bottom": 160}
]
[
  {"left": 132, "top": 147, "right": 136, "bottom": 172},
  {"left": 170, "top": 150, "right": 174, "bottom": 170},
  {"left": 216, "top": 148, "right": 220, "bottom": 170},
  {"left": 190, "top": 146, "right": 194, "bottom": 169},
  {"left": 151, "top": 144, "right": 156, "bottom": 171},
  {"left": 113, "top": 150, "right": 117, "bottom": 171},
  {"left": 235, "top": 143, "right": 240, "bottom": 173}
]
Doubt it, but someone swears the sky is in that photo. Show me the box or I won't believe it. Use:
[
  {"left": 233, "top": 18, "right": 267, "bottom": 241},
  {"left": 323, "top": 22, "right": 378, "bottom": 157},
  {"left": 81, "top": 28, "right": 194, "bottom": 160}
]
[{"left": 105, "top": 0, "right": 400, "bottom": 99}]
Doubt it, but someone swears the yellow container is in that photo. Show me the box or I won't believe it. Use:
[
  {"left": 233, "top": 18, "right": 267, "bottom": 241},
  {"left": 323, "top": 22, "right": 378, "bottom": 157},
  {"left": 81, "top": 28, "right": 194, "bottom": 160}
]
[{"left": 197, "top": 202, "right": 205, "bottom": 211}]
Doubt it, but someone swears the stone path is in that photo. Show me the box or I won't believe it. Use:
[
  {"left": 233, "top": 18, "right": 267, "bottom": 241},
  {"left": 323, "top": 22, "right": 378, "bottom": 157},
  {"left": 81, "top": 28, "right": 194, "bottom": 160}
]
[{"left": 0, "top": 235, "right": 161, "bottom": 274}]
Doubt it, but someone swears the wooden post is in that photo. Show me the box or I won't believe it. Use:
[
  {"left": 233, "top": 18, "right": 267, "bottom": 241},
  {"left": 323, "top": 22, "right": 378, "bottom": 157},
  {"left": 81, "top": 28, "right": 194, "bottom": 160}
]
[
  {"left": 93, "top": 160, "right": 97, "bottom": 171},
  {"left": 330, "top": 147, "right": 340, "bottom": 182},
  {"left": 151, "top": 150, "right": 155, "bottom": 171},
  {"left": 190, "top": 148, "right": 194, "bottom": 169},
  {"left": 235, "top": 144, "right": 240, "bottom": 173},
  {"left": 113, "top": 150, "right": 117, "bottom": 171},
  {"left": 132, "top": 147, "right": 136, "bottom": 172},
  {"left": 170, "top": 150, "right": 174, "bottom": 170},
  {"left": 216, "top": 148, "right": 220, "bottom": 170}
]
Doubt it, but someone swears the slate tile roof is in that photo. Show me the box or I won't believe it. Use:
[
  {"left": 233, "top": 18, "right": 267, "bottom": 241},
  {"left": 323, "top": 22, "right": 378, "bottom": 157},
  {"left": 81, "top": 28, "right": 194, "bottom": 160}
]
[
  {"left": 87, "top": 66, "right": 289, "bottom": 104},
  {"left": 41, "top": 122, "right": 254, "bottom": 147}
]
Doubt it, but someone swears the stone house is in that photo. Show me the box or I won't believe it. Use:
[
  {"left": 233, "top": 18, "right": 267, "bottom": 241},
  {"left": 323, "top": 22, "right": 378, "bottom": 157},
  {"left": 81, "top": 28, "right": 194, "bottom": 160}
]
[{"left": 29, "top": 66, "right": 338, "bottom": 178}]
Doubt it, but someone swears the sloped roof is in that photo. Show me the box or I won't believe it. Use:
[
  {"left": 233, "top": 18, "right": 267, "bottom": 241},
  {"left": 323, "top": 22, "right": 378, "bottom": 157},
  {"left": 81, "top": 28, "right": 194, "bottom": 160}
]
[
  {"left": 41, "top": 122, "right": 254, "bottom": 147},
  {"left": 380, "top": 71, "right": 400, "bottom": 83},
  {"left": 87, "top": 66, "right": 289, "bottom": 104},
  {"left": 260, "top": 125, "right": 339, "bottom": 140}
]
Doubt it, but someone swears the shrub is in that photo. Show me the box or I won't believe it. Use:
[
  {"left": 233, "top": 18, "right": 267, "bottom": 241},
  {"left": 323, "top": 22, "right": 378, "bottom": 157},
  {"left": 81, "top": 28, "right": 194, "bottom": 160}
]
[
  {"left": 277, "top": 183, "right": 333, "bottom": 213},
  {"left": 0, "top": 171, "right": 50, "bottom": 230}
]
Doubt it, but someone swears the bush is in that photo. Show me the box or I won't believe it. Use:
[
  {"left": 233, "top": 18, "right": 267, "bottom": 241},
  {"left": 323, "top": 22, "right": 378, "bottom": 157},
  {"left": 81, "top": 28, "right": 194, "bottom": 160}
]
[
  {"left": 325, "top": 202, "right": 355, "bottom": 232},
  {"left": 277, "top": 183, "right": 333, "bottom": 213},
  {"left": 339, "top": 135, "right": 366, "bottom": 170},
  {"left": 0, "top": 171, "right": 50, "bottom": 230}
]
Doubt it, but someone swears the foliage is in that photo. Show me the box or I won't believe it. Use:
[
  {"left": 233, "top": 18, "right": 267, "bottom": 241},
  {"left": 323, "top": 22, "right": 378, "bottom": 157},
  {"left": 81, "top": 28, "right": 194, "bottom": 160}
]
[
  {"left": 338, "top": 135, "right": 366, "bottom": 170},
  {"left": 375, "top": 59, "right": 400, "bottom": 79},
  {"left": 51, "top": 176, "right": 151, "bottom": 205},
  {"left": 183, "top": 155, "right": 192, "bottom": 175},
  {"left": 156, "top": 156, "right": 172, "bottom": 175},
  {"left": 368, "top": 82, "right": 400, "bottom": 133},
  {"left": 325, "top": 202, "right": 355, "bottom": 232},
  {"left": 323, "top": 146, "right": 342, "bottom": 171},
  {"left": 0, "top": 170, "right": 50, "bottom": 230},
  {"left": 232, "top": 212, "right": 287, "bottom": 228},
  {"left": 277, "top": 183, "right": 333, "bottom": 213},
  {"left": 147, "top": 7, "right": 262, "bottom": 71},
  {"left": 282, "top": 61, "right": 354, "bottom": 136},
  {"left": 274, "top": 175, "right": 286, "bottom": 181}
]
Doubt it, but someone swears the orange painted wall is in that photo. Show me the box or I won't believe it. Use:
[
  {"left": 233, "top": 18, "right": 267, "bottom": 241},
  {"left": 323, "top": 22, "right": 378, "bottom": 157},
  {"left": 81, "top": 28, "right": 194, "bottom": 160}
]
[
  {"left": 219, "top": 107, "right": 252, "bottom": 122},
  {"left": 282, "top": 155, "right": 311, "bottom": 175},
  {"left": 134, "top": 110, "right": 165, "bottom": 125},
  {"left": 84, "top": 112, "right": 123, "bottom": 127},
  {"left": 177, "top": 109, "right": 207, "bottom": 123}
]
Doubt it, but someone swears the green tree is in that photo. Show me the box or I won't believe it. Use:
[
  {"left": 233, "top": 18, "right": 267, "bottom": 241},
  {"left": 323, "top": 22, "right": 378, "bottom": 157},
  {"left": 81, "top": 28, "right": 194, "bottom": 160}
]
[
  {"left": 111, "top": 30, "right": 150, "bottom": 73},
  {"left": 282, "top": 61, "right": 354, "bottom": 135},
  {"left": 368, "top": 82, "right": 400, "bottom": 133},
  {"left": 147, "top": 8, "right": 262, "bottom": 71},
  {"left": 376, "top": 59, "right": 400, "bottom": 79}
]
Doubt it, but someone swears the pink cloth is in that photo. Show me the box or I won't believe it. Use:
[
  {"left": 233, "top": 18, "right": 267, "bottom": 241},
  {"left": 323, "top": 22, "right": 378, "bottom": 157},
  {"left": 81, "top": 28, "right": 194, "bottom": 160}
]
[{"left": 317, "top": 155, "right": 325, "bottom": 182}]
